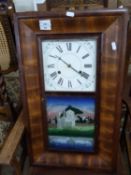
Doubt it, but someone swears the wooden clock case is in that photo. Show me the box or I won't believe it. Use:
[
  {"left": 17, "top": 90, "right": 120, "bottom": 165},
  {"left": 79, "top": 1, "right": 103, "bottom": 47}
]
[{"left": 14, "top": 9, "right": 129, "bottom": 175}]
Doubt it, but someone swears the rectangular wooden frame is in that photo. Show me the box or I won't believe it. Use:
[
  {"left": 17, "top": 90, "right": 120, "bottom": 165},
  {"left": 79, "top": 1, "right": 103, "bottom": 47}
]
[
  {"left": 14, "top": 9, "right": 129, "bottom": 174},
  {"left": 38, "top": 33, "right": 101, "bottom": 154}
]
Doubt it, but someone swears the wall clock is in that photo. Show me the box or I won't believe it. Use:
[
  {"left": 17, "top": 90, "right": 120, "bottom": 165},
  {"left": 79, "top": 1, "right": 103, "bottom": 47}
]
[{"left": 14, "top": 9, "right": 129, "bottom": 175}]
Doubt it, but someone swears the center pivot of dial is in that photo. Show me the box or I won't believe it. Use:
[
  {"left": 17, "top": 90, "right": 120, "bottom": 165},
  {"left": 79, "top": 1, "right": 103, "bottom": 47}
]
[{"left": 57, "top": 53, "right": 81, "bottom": 79}]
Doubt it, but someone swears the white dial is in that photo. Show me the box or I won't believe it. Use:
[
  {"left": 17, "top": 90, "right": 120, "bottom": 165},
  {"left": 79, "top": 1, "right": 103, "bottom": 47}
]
[{"left": 42, "top": 38, "right": 97, "bottom": 92}]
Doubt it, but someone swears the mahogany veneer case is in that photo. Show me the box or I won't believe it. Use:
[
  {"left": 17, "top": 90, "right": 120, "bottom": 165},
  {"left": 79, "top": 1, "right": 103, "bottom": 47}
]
[{"left": 14, "top": 8, "right": 129, "bottom": 175}]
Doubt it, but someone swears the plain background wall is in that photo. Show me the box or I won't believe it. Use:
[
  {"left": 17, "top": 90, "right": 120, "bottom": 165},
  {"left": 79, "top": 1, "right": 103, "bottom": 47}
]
[{"left": 13, "top": 0, "right": 35, "bottom": 12}]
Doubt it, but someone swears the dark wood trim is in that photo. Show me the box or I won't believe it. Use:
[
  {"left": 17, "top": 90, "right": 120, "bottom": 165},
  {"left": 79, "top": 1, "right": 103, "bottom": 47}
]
[
  {"left": 111, "top": 11, "right": 129, "bottom": 170},
  {"left": 14, "top": 8, "right": 128, "bottom": 19},
  {"left": 29, "top": 165, "right": 116, "bottom": 175},
  {"left": 13, "top": 11, "right": 34, "bottom": 163}
]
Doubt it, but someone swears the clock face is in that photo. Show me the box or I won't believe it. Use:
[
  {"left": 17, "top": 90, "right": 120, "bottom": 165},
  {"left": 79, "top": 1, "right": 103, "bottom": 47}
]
[{"left": 42, "top": 38, "right": 97, "bottom": 92}]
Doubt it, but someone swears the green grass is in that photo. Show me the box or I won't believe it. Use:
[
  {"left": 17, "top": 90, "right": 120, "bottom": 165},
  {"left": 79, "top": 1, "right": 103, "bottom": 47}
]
[{"left": 48, "top": 125, "right": 95, "bottom": 138}]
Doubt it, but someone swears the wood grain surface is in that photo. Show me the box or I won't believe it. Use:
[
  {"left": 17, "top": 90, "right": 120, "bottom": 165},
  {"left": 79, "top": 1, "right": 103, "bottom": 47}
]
[{"left": 14, "top": 9, "right": 129, "bottom": 174}]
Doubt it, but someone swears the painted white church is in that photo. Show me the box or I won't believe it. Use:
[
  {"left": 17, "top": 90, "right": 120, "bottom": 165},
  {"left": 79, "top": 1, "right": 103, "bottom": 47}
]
[{"left": 57, "top": 110, "right": 76, "bottom": 128}]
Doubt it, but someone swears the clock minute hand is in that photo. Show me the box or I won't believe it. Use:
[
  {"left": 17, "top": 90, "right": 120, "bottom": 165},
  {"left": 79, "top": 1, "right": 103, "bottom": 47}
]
[
  {"left": 70, "top": 65, "right": 89, "bottom": 80},
  {"left": 70, "top": 66, "right": 89, "bottom": 80},
  {"left": 55, "top": 56, "right": 70, "bottom": 67},
  {"left": 55, "top": 56, "right": 88, "bottom": 79},
  {"left": 56, "top": 56, "right": 79, "bottom": 74},
  {"left": 69, "top": 65, "right": 79, "bottom": 74}
]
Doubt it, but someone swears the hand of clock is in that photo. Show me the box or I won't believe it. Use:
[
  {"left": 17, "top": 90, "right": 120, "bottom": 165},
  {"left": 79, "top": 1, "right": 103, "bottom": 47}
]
[
  {"left": 55, "top": 55, "right": 79, "bottom": 73},
  {"left": 55, "top": 56, "right": 70, "bottom": 67},
  {"left": 54, "top": 55, "right": 88, "bottom": 79}
]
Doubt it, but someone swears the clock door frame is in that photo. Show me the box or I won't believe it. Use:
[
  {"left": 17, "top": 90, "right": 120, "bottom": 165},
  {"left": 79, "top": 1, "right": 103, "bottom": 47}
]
[
  {"left": 38, "top": 34, "right": 101, "bottom": 154},
  {"left": 14, "top": 9, "right": 129, "bottom": 174}
]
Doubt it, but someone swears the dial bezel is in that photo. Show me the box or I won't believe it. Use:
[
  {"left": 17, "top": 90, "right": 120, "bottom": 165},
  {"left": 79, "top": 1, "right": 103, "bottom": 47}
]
[{"left": 39, "top": 34, "right": 101, "bottom": 94}]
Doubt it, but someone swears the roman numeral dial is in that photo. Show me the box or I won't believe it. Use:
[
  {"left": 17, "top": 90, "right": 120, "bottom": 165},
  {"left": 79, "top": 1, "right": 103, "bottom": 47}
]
[{"left": 42, "top": 38, "right": 97, "bottom": 92}]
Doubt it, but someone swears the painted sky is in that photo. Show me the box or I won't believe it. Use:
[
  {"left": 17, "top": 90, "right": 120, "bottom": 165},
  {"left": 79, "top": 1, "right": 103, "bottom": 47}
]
[{"left": 46, "top": 96, "right": 96, "bottom": 114}]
